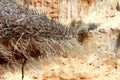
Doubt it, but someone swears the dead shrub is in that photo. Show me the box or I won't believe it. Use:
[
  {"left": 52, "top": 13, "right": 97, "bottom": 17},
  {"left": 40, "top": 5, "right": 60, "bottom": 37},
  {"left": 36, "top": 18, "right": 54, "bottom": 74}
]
[{"left": 0, "top": 0, "right": 75, "bottom": 65}]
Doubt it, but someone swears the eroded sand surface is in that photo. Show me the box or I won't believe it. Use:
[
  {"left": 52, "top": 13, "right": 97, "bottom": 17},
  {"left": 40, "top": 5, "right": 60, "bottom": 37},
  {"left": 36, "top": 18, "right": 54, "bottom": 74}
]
[{"left": 0, "top": 53, "right": 120, "bottom": 80}]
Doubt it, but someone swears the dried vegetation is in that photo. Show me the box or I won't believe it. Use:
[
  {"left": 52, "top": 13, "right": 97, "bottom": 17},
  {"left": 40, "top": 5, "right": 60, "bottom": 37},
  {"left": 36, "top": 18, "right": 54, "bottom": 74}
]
[
  {"left": 0, "top": 0, "right": 76, "bottom": 65},
  {"left": 70, "top": 19, "right": 98, "bottom": 43}
]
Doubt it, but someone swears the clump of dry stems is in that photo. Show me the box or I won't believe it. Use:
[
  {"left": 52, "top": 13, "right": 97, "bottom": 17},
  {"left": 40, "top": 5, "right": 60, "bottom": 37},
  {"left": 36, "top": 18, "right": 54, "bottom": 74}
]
[
  {"left": 0, "top": 0, "right": 75, "bottom": 65},
  {"left": 0, "top": 0, "right": 97, "bottom": 65}
]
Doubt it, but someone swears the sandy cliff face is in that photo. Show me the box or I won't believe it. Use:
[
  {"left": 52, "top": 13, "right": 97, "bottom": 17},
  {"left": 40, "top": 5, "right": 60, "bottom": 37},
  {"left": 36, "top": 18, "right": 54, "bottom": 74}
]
[
  {"left": 14, "top": 0, "right": 120, "bottom": 24},
  {"left": 14, "top": 0, "right": 96, "bottom": 24}
]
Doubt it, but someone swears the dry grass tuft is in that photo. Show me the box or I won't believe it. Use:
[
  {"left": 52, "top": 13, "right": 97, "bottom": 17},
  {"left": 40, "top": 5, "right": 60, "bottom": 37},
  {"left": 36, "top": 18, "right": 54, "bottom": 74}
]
[
  {"left": 0, "top": 0, "right": 76, "bottom": 65},
  {"left": 0, "top": 0, "right": 97, "bottom": 66}
]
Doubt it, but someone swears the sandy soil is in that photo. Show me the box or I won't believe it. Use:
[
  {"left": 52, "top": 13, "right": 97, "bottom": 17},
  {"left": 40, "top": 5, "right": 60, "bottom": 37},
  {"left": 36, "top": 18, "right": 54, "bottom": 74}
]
[{"left": 0, "top": 53, "right": 120, "bottom": 80}]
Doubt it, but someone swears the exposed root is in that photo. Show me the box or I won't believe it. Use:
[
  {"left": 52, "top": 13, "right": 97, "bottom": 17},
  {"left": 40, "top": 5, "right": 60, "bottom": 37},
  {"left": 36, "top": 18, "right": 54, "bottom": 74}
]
[{"left": 21, "top": 58, "right": 27, "bottom": 80}]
